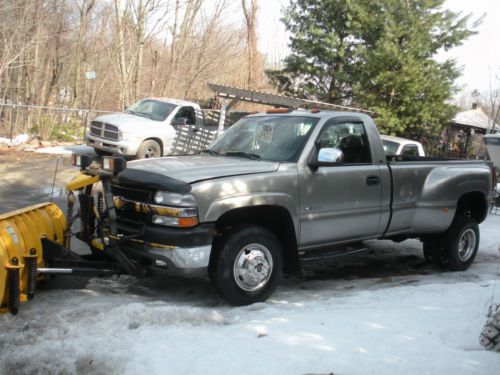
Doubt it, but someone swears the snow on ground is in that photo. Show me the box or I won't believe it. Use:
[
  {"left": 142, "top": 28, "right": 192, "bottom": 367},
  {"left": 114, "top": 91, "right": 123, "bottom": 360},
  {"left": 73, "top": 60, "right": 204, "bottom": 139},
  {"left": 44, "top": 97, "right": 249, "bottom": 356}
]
[
  {"left": 1, "top": 216, "right": 499, "bottom": 374},
  {"left": 33, "top": 144, "right": 95, "bottom": 155},
  {"left": 0, "top": 134, "right": 29, "bottom": 145}
]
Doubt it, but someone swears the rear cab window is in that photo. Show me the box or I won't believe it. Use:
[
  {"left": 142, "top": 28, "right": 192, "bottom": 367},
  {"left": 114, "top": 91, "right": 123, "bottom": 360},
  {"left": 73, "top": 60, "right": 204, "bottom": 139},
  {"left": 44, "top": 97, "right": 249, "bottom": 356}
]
[
  {"left": 401, "top": 144, "right": 419, "bottom": 156},
  {"left": 174, "top": 106, "right": 196, "bottom": 125}
]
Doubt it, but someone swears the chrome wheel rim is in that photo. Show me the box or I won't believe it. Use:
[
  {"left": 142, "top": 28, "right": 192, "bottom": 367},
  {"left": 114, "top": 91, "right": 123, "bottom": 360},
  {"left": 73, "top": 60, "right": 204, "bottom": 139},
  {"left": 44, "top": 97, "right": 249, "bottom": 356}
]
[
  {"left": 458, "top": 228, "right": 476, "bottom": 262},
  {"left": 144, "top": 146, "right": 158, "bottom": 158},
  {"left": 233, "top": 243, "right": 273, "bottom": 292}
]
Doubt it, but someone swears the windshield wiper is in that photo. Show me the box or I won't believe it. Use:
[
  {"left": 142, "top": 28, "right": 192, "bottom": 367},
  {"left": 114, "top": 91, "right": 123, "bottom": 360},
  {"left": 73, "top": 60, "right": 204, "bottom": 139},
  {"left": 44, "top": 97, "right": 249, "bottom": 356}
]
[
  {"left": 125, "top": 109, "right": 152, "bottom": 119},
  {"left": 134, "top": 111, "right": 153, "bottom": 119},
  {"left": 201, "top": 149, "right": 219, "bottom": 156},
  {"left": 224, "top": 151, "right": 261, "bottom": 160}
]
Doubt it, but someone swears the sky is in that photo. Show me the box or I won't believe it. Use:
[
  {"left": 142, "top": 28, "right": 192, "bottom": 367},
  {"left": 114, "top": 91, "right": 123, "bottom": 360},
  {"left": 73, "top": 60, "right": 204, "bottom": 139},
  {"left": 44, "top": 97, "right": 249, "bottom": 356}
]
[{"left": 257, "top": 0, "right": 500, "bottom": 98}]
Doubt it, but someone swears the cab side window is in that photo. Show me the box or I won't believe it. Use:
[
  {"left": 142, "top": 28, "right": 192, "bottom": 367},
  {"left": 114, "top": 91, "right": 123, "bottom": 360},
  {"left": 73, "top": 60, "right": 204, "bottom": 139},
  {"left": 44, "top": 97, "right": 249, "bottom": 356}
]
[
  {"left": 317, "top": 121, "right": 372, "bottom": 164},
  {"left": 174, "top": 106, "right": 196, "bottom": 125}
]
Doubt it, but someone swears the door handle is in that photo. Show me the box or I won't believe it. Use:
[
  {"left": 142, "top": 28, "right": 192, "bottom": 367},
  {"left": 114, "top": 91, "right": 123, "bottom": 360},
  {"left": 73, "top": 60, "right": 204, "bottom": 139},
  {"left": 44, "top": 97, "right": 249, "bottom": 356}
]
[{"left": 366, "top": 176, "right": 380, "bottom": 186}]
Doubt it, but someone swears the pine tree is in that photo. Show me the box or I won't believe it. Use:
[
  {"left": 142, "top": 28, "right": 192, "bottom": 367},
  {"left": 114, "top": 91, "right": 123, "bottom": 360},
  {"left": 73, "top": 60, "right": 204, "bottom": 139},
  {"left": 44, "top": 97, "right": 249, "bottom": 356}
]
[{"left": 268, "top": 0, "right": 477, "bottom": 136}]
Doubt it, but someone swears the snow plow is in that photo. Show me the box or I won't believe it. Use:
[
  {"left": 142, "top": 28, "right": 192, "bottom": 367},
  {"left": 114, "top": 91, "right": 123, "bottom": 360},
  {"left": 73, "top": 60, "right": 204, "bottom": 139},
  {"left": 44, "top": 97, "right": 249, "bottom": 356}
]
[
  {"left": 0, "top": 203, "right": 67, "bottom": 315},
  {"left": 0, "top": 155, "right": 138, "bottom": 315}
]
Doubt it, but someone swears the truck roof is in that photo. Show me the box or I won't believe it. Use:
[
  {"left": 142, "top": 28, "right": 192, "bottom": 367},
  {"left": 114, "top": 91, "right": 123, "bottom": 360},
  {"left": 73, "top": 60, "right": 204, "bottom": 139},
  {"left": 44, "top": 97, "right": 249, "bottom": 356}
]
[
  {"left": 247, "top": 109, "right": 373, "bottom": 121},
  {"left": 143, "top": 97, "right": 200, "bottom": 107}
]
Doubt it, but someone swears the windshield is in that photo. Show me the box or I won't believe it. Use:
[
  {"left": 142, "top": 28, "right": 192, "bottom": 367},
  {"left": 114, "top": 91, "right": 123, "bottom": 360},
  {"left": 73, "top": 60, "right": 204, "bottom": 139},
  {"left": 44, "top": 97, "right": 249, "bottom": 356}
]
[
  {"left": 382, "top": 139, "right": 400, "bottom": 155},
  {"left": 125, "top": 99, "right": 176, "bottom": 121},
  {"left": 208, "top": 115, "right": 319, "bottom": 162}
]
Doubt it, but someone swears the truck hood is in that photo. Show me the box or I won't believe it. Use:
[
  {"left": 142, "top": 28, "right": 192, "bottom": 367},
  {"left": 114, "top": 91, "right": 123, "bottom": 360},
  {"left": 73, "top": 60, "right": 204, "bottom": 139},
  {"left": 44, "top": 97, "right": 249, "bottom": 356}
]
[
  {"left": 94, "top": 112, "right": 162, "bottom": 132},
  {"left": 127, "top": 155, "right": 280, "bottom": 184}
]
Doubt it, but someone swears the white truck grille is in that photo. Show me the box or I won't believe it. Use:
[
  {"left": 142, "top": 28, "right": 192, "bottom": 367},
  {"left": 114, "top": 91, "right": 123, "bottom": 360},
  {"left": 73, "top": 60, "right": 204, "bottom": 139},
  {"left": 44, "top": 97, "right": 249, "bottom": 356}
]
[{"left": 90, "top": 121, "right": 119, "bottom": 140}]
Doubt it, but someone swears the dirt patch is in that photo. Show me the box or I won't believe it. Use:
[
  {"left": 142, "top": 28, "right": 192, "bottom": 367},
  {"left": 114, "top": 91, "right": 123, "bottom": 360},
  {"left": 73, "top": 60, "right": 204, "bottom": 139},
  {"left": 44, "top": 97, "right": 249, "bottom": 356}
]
[
  {"left": 0, "top": 147, "right": 40, "bottom": 158},
  {"left": 0, "top": 151, "right": 76, "bottom": 212}
]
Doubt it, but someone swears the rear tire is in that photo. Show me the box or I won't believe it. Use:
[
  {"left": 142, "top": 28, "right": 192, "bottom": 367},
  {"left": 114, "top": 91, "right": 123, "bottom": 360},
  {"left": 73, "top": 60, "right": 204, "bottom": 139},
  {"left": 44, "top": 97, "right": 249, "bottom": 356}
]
[
  {"left": 136, "top": 140, "right": 161, "bottom": 159},
  {"left": 441, "top": 215, "right": 479, "bottom": 271},
  {"left": 209, "top": 226, "right": 282, "bottom": 306}
]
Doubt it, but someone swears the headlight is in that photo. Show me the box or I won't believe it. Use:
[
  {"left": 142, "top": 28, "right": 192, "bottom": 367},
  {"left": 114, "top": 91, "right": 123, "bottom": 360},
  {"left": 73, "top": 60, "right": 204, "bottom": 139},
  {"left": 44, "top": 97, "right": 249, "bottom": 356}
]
[
  {"left": 152, "top": 191, "right": 199, "bottom": 227},
  {"left": 154, "top": 191, "right": 197, "bottom": 207}
]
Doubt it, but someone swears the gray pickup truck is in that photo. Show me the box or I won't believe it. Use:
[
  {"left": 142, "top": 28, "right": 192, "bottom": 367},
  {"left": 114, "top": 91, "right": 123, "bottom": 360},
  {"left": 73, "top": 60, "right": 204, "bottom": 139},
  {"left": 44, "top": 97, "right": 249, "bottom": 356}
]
[{"left": 110, "top": 109, "right": 494, "bottom": 305}]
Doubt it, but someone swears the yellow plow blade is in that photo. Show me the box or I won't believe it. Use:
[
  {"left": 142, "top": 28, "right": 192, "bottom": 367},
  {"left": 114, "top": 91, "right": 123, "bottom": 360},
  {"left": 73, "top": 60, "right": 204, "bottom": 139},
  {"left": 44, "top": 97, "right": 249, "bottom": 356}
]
[{"left": 0, "top": 203, "right": 67, "bottom": 315}]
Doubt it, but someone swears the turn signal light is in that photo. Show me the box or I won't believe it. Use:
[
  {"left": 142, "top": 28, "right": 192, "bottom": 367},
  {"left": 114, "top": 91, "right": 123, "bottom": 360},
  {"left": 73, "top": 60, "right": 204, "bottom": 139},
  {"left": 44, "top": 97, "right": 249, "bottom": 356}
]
[
  {"left": 152, "top": 215, "right": 199, "bottom": 228},
  {"left": 178, "top": 217, "right": 199, "bottom": 227}
]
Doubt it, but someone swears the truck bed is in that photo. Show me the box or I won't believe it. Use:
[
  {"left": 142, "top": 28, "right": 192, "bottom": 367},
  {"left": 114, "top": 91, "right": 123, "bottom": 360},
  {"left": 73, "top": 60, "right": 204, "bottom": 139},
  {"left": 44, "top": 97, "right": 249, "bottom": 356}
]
[{"left": 384, "top": 156, "right": 492, "bottom": 236}]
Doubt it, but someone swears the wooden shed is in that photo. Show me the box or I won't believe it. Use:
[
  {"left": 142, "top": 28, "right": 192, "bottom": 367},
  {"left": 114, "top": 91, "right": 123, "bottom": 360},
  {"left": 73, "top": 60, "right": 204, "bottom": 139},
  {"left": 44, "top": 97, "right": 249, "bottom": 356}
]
[{"left": 441, "top": 105, "right": 499, "bottom": 159}]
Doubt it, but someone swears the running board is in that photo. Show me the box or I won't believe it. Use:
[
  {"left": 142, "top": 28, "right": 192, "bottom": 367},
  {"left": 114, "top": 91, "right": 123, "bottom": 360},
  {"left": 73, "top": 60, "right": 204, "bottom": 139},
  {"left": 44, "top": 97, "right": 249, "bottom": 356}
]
[{"left": 300, "top": 243, "right": 368, "bottom": 262}]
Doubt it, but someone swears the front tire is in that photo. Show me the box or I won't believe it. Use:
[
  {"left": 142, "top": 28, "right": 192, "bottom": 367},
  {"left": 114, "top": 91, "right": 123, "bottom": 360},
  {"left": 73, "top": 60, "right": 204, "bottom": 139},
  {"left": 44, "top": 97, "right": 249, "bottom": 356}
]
[
  {"left": 209, "top": 226, "right": 282, "bottom": 306},
  {"left": 136, "top": 139, "right": 161, "bottom": 159}
]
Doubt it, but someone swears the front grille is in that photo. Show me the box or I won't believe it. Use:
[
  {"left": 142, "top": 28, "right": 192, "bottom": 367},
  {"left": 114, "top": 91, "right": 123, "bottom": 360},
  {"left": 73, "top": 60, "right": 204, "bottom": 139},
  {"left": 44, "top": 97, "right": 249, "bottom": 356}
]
[
  {"left": 111, "top": 183, "right": 153, "bottom": 204},
  {"left": 112, "top": 183, "right": 155, "bottom": 225},
  {"left": 90, "top": 121, "right": 119, "bottom": 140}
]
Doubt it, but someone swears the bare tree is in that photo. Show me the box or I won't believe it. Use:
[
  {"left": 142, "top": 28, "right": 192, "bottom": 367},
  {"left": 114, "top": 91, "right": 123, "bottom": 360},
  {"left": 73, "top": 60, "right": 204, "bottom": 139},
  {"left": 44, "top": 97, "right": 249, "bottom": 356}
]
[
  {"left": 71, "top": 0, "right": 95, "bottom": 108},
  {"left": 242, "top": 0, "right": 258, "bottom": 88},
  {"left": 486, "top": 68, "right": 500, "bottom": 134},
  {"left": 113, "top": 0, "right": 133, "bottom": 108},
  {"left": 161, "top": 0, "right": 203, "bottom": 96},
  {"left": 0, "top": 0, "right": 270, "bottom": 140}
]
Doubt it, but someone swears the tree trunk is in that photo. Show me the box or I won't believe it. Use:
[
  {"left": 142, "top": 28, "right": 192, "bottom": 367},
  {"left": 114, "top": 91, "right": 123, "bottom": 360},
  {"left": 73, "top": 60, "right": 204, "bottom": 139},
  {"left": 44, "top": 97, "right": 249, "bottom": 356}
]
[
  {"left": 132, "top": 0, "right": 146, "bottom": 101},
  {"left": 114, "top": 0, "right": 130, "bottom": 108},
  {"left": 242, "top": 0, "right": 258, "bottom": 89},
  {"left": 71, "top": 0, "right": 95, "bottom": 108}
]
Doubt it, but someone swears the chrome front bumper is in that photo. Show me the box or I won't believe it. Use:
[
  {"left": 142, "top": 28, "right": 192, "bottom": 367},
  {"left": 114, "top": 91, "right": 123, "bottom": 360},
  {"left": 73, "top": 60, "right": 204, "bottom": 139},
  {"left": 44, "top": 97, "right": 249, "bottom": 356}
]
[
  {"left": 121, "top": 242, "right": 212, "bottom": 278},
  {"left": 86, "top": 134, "right": 138, "bottom": 156}
]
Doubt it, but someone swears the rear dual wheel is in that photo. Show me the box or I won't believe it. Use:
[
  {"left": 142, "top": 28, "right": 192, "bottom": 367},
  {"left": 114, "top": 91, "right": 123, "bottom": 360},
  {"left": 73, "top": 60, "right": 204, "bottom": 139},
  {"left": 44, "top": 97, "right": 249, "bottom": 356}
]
[{"left": 423, "top": 215, "right": 479, "bottom": 271}]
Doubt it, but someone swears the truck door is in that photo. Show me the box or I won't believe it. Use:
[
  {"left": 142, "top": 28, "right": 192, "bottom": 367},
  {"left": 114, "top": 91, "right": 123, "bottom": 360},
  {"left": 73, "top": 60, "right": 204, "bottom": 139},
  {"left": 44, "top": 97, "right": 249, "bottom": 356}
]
[{"left": 299, "top": 117, "right": 383, "bottom": 246}]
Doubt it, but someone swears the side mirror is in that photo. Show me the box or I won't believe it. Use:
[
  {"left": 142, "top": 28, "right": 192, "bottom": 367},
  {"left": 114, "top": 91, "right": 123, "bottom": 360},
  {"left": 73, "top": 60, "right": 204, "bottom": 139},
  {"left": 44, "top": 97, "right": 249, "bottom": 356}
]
[
  {"left": 308, "top": 147, "right": 344, "bottom": 169},
  {"left": 171, "top": 117, "right": 188, "bottom": 126},
  {"left": 318, "top": 148, "right": 344, "bottom": 163}
]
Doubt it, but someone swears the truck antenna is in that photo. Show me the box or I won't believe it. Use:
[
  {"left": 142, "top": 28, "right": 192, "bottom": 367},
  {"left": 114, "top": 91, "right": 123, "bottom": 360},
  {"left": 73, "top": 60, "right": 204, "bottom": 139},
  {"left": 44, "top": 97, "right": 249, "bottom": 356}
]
[{"left": 50, "top": 157, "right": 60, "bottom": 202}]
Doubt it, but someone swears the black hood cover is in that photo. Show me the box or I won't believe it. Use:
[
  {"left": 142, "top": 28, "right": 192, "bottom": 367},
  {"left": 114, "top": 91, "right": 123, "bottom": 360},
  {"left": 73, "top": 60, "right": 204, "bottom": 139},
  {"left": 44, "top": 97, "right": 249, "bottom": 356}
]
[{"left": 116, "top": 168, "right": 191, "bottom": 193}]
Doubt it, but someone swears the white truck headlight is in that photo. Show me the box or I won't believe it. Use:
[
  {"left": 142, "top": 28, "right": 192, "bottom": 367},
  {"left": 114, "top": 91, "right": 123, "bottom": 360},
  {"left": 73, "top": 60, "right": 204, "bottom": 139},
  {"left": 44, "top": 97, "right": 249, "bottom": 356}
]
[{"left": 154, "top": 192, "right": 197, "bottom": 207}]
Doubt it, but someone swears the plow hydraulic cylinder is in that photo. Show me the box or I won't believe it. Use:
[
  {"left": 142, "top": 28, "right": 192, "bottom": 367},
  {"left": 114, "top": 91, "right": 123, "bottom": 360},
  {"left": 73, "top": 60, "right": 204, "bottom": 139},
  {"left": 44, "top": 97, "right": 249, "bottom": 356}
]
[{"left": 7, "top": 258, "right": 20, "bottom": 316}]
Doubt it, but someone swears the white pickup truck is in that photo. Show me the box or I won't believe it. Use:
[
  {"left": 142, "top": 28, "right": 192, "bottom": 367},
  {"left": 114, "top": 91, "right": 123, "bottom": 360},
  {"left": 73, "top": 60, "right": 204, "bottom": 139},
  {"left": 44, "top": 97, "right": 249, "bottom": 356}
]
[
  {"left": 86, "top": 98, "right": 206, "bottom": 159},
  {"left": 380, "top": 135, "right": 425, "bottom": 156}
]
